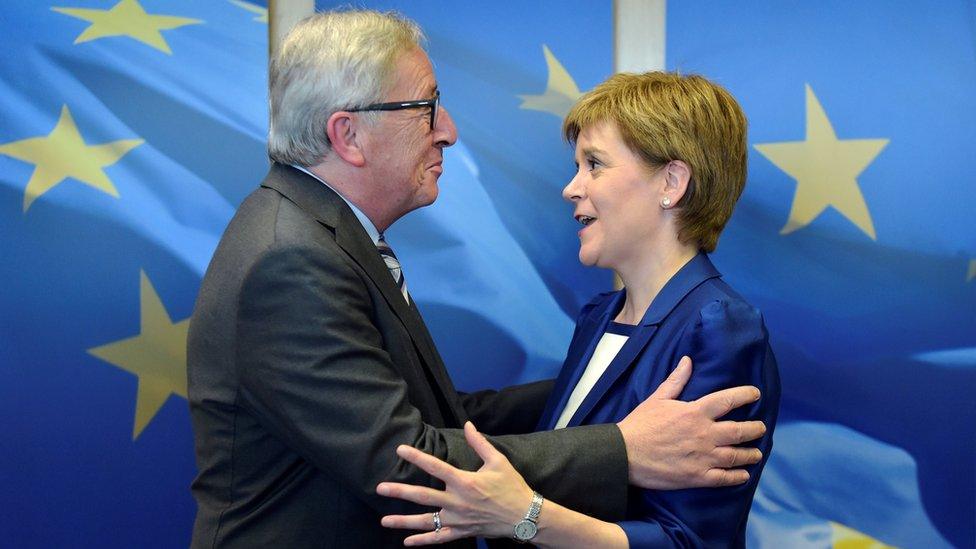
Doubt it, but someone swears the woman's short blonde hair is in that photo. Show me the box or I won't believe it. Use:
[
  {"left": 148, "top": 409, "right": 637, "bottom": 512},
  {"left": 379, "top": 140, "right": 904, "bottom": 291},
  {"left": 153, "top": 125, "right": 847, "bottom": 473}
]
[{"left": 563, "top": 72, "right": 747, "bottom": 252}]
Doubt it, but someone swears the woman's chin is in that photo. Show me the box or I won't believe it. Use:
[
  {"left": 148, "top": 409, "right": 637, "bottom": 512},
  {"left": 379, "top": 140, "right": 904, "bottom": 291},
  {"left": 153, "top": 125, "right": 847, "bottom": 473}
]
[{"left": 578, "top": 251, "right": 598, "bottom": 267}]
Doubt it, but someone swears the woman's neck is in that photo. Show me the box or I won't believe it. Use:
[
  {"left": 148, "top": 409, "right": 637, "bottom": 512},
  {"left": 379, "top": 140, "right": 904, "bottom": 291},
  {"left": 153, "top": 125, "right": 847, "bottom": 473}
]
[{"left": 614, "top": 241, "right": 698, "bottom": 325}]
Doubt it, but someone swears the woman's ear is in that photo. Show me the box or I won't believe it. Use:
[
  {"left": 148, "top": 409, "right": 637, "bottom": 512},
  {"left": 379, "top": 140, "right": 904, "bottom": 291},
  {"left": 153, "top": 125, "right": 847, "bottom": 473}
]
[
  {"left": 326, "top": 111, "right": 366, "bottom": 167},
  {"left": 662, "top": 160, "right": 691, "bottom": 208}
]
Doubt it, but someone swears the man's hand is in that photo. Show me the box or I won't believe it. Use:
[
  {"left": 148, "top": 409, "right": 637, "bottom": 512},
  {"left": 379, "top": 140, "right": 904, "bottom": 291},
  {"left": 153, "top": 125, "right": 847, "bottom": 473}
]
[{"left": 617, "top": 356, "right": 766, "bottom": 490}]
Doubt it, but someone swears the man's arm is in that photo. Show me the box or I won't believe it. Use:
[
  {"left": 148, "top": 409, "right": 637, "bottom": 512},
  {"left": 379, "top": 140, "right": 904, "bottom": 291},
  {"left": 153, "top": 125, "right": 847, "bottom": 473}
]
[{"left": 458, "top": 380, "right": 554, "bottom": 436}]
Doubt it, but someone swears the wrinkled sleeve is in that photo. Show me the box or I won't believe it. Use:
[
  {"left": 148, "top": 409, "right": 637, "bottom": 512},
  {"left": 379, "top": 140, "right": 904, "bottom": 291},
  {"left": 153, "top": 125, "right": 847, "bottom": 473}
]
[{"left": 459, "top": 380, "right": 554, "bottom": 436}]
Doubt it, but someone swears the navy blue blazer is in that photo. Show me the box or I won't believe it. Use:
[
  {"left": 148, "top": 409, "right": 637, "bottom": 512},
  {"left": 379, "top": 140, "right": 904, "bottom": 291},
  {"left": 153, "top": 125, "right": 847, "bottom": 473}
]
[{"left": 537, "top": 253, "right": 780, "bottom": 548}]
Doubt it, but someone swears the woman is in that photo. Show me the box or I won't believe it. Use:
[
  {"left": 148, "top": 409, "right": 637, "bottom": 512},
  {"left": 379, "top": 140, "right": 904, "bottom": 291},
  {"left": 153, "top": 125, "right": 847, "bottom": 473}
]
[{"left": 376, "top": 72, "right": 780, "bottom": 548}]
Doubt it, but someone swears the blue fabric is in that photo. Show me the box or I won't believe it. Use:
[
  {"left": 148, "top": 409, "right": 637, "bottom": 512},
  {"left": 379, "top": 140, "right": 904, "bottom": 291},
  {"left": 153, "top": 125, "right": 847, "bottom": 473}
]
[{"left": 537, "top": 254, "right": 781, "bottom": 548}]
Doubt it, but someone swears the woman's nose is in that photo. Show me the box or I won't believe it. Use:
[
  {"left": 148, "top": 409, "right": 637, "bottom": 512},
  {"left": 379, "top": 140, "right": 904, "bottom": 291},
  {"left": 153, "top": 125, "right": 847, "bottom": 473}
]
[{"left": 562, "top": 175, "right": 582, "bottom": 202}]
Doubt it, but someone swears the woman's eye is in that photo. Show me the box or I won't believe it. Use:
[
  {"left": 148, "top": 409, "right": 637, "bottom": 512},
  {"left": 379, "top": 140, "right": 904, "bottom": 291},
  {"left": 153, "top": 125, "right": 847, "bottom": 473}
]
[{"left": 586, "top": 158, "right": 600, "bottom": 170}]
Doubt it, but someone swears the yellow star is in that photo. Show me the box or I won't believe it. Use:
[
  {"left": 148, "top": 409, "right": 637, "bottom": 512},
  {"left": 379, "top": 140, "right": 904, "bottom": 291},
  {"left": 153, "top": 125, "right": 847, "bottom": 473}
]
[
  {"left": 518, "top": 45, "right": 583, "bottom": 119},
  {"left": 228, "top": 0, "right": 267, "bottom": 23},
  {"left": 52, "top": 0, "right": 202, "bottom": 55},
  {"left": 830, "top": 521, "right": 895, "bottom": 549},
  {"left": 968, "top": 259, "right": 975, "bottom": 282},
  {"left": 0, "top": 105, "right": 142, "bottom": 213},
  {"left": 88, "top": 271, "right": 189, "bottom": 440},
  {"left": 754, "top": 85, "right": 889, "bottom": 240}
]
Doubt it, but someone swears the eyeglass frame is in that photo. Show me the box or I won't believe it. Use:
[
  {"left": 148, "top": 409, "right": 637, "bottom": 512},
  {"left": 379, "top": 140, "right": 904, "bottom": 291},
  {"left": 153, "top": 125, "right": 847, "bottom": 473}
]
[{"left": 347, "top": 90, "right": 440, "bottom": 130}]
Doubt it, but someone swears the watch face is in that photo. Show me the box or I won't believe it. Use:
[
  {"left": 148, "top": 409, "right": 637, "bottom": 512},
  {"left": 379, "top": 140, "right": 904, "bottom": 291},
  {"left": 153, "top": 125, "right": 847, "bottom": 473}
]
[{"left": 514, "top": 520, "right": 538, "bottom": 541}]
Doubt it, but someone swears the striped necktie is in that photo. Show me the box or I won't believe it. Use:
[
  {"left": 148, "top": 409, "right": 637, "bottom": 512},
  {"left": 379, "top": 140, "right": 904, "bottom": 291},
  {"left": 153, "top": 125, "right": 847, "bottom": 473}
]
[{"left": 376, "top": 235, "right": 409, "bottom": 303}]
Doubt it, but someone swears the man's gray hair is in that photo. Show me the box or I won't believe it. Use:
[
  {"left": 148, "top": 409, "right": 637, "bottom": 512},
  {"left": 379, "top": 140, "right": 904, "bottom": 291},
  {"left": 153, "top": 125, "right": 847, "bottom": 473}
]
[{"left": 268, "top": 10, "right": 424, "bottom": 166}]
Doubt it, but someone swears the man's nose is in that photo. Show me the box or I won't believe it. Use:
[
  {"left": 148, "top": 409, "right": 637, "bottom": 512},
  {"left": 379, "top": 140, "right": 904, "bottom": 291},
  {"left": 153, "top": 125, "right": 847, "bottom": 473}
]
[{"left": 434, "top": 106, "right": 458, "bottom": 147}]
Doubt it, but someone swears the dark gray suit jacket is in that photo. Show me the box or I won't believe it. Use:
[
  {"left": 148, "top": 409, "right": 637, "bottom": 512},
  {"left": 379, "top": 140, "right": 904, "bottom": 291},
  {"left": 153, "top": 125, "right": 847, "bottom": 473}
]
[{"left": 187, "top": 164, "right": 627, "bottom": 548}]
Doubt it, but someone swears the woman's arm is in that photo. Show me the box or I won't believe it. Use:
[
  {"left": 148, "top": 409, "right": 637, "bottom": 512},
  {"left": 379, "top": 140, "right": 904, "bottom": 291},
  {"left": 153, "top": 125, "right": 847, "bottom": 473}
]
[{"left": 377, "top": 421, "right": 628, "bottom": 548}]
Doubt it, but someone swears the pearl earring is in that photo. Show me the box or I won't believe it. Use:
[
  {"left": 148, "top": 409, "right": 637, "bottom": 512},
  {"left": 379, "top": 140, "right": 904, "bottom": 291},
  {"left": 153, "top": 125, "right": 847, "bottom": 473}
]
[{"left": 661, "top": 196, "right": 672, "bottom": 209}]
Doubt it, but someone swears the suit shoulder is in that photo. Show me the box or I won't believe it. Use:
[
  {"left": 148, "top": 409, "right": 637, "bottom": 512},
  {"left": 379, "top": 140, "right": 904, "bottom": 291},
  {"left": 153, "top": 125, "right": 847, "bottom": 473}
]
[{"left": 683, "top": 279, "right": 767, "bottom": 341}]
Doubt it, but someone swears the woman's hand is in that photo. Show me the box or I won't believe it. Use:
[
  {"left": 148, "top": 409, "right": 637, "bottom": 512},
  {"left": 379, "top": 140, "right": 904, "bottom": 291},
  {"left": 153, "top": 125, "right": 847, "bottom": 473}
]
[{"left": 377, "top": 421, "right": 535, "bottom": 546}]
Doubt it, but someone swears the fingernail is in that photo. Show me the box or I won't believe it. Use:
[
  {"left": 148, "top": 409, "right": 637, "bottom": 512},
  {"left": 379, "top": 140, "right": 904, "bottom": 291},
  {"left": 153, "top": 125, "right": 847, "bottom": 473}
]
[{"left": 376, "top": 483, "right": 388, "bottom": 495}]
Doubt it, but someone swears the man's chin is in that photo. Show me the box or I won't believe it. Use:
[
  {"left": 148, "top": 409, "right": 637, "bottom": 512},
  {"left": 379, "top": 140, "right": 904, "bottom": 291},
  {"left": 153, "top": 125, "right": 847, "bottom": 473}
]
[
  {"left": 405, "top": 188, "right": 439, "bottom": 214},
  {"left": 420, "top": 183, "right": 439, "bottom": 206}
]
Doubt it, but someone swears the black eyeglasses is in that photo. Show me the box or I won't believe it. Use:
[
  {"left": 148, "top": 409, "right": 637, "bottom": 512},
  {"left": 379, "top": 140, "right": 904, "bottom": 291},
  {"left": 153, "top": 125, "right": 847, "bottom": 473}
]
[{"left": 348, "top": 90, "right": 440, "bottom": 130}]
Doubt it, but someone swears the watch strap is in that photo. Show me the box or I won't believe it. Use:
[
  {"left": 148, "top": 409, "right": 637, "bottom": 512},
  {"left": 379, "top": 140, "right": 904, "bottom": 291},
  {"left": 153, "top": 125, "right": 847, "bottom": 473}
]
[{"left": 525, "top": 491, "right": 543, "bottom": 521}]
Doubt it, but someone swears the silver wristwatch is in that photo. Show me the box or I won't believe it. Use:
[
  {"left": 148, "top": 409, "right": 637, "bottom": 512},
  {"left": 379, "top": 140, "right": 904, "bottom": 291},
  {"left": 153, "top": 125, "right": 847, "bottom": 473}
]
[{"left": 512, "top": 491, "right": 544, "bottom": 543}]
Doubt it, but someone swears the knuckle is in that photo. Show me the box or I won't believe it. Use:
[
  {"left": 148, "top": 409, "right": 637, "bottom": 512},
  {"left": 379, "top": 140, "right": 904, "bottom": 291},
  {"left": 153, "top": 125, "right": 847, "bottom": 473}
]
[
  {"left": 432, "top": 461, "right": 446, "bottom": 476},
  {"left": 723, "top": 395, "right": 736, "bottom": 415}
]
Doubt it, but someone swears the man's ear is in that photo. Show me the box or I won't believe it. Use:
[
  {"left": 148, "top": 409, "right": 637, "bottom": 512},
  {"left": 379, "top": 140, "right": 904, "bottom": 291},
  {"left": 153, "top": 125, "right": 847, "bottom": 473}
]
[
  {"left": 663, "top": 160, "right": 691, "bottom": 206},
  {"left": 326, "top": 111, "right": 366, "bottom": 167}
]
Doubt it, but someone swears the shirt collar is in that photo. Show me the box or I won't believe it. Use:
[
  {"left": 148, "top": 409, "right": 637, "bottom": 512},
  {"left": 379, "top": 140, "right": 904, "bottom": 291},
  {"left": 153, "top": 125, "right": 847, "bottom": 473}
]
[{"left": 291, "top": 164, "right": 381, "bottom": 244}]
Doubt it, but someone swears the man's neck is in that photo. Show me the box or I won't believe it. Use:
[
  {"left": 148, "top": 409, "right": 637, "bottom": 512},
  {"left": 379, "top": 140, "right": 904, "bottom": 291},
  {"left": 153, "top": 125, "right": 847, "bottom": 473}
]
[
  {"left": 296, "top": 163, "right": 384, "bottom": 241},
  {"left": 305, "top": 160, "right": 392, "bottom": 233}
]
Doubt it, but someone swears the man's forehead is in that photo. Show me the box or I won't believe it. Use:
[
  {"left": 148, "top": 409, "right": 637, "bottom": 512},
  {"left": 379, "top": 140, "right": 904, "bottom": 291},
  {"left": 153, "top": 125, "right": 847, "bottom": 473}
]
[{"left": 391, "top": 48, "right": 437, "bottom": 96}]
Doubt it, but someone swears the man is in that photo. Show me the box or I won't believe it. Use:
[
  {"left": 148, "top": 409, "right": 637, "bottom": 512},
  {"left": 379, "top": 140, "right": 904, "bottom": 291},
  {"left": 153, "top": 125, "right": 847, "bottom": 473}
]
[{"left": 188, "top": 9, "right": 766, "bottom": 548}]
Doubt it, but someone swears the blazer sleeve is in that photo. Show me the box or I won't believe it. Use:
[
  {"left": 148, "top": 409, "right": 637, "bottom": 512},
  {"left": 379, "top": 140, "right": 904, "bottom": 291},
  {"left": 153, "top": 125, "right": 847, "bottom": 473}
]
[
  {"left": 459, "top": 379, "right": 555, "bottom": 436},
  {"left": 235, "top": 246, "right": 628, "bottom": 521},
  {"left": 617, "top": 299, "right": 780, "bottom": 548}
]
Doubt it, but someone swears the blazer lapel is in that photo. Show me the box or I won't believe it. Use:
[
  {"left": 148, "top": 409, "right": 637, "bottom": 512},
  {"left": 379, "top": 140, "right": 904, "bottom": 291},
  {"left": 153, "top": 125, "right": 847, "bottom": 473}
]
[
  {"left": 566, "top": 253, "right": 723, "bottom": 427},
  {"left": 538, "top": 292, "right": 622, "bottom": 430},
  {"left": 261, "top": 164, "right": 464, "bottom": 425},
  {"left": 565, "top": 323, "right": 659, "bottom": 427}
]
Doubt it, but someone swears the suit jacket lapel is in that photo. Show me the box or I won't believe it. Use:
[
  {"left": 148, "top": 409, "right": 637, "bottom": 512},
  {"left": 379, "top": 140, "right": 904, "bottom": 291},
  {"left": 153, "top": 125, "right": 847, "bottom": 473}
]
[
  {"left": 261, "top": 164, "right": 464, "bottom": 425},
  {"left": 567, "top": 253, "right": 723, "bottom": 427}
]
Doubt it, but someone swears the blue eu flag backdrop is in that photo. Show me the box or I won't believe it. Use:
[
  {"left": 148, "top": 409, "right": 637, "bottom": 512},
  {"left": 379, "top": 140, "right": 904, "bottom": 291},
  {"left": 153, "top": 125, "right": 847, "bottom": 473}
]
[
  {"left": 0, "top": 0, "right": 267, "bottom": 546},
  {"left": 2, "top": 0, "right": 972, "bottom": 546},
  {"left": 666, "top": 3, "right": 974, "bottom": 547}
]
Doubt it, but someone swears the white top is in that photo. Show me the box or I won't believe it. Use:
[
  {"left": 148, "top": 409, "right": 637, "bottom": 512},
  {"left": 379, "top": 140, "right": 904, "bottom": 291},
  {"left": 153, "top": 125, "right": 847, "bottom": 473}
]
[{"left": 554, "top": 324, "right": 632, "bottom": 429}]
